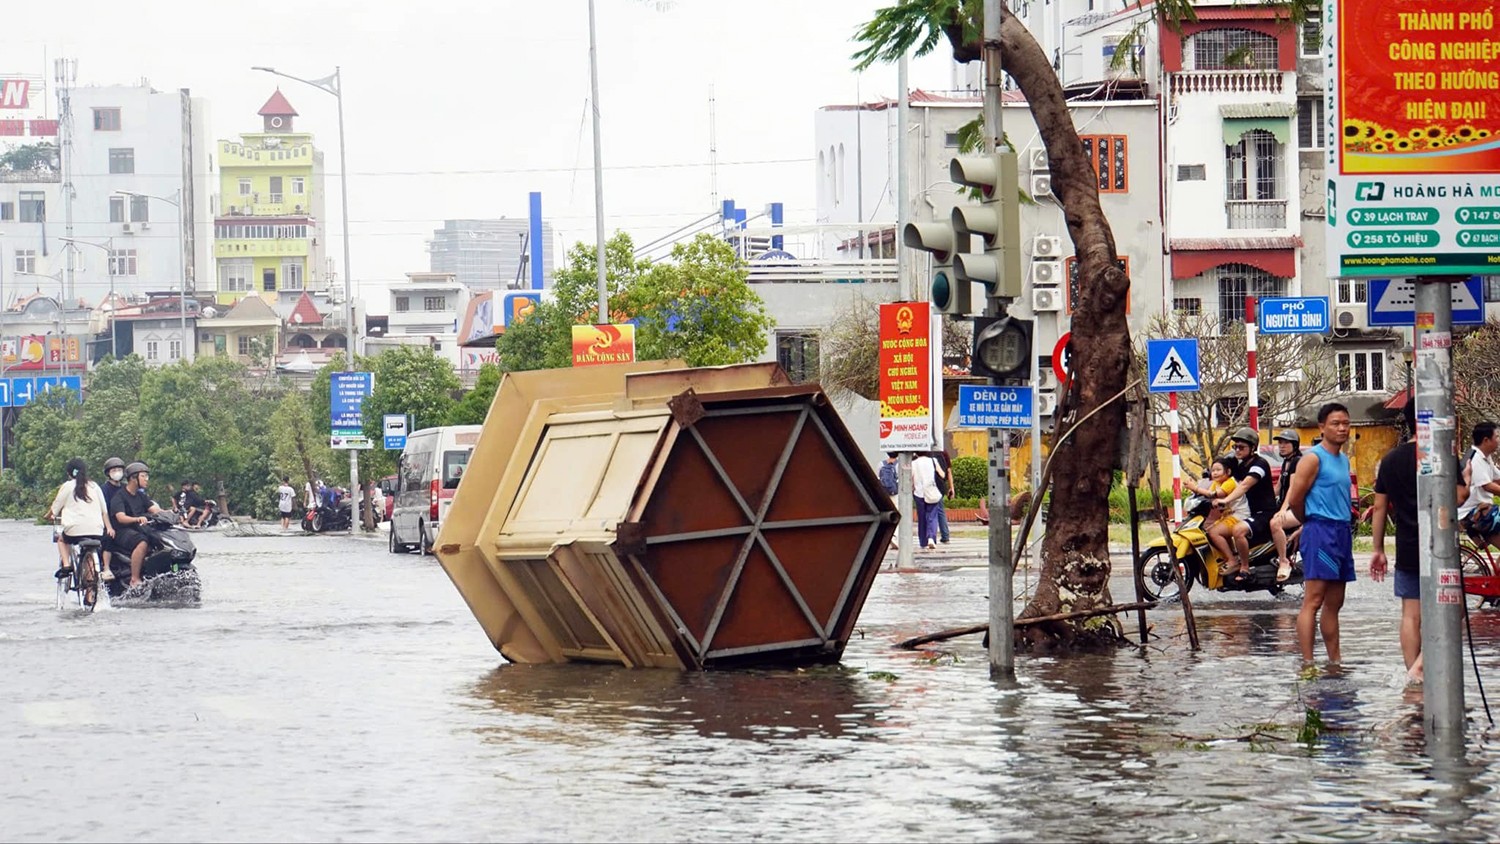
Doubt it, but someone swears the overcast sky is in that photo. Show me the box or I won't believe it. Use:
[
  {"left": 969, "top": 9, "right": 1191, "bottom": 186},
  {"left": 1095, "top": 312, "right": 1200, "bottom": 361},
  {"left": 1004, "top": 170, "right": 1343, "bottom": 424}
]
[{"left": 3, "top": 1, "right": 958, "bottom": 311}]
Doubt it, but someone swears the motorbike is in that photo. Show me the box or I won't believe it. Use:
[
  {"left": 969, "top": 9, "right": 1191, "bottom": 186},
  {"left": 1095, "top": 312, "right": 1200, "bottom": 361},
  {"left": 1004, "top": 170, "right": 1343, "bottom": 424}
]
[
  {"left": 1137, "top": 493, "right": 1303, "bottom": 601},
  {"left": 104, "top": 511, "right": 201, "bottom": 605},
  {"left": 302, "top": 495, "right": 353, "bottom": 533}
]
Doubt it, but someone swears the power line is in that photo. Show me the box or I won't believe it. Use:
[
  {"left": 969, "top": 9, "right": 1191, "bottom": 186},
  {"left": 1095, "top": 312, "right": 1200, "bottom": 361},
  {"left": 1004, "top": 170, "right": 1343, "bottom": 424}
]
[{"left": 33, "top": 156, "right": 815, "bottom": 181}]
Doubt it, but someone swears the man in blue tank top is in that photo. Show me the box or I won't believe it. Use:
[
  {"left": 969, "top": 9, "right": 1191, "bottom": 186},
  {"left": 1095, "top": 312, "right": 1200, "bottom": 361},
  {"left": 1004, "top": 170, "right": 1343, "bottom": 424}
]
[{"left": 1277, "top": 402, "right": 1354, "bottom": 665}]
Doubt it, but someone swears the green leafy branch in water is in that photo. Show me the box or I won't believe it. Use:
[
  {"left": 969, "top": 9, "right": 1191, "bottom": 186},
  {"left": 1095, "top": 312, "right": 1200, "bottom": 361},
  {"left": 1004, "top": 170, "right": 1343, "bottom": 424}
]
[{"left": 1297, "top": 707, "right": 1325, "bottom": 745}]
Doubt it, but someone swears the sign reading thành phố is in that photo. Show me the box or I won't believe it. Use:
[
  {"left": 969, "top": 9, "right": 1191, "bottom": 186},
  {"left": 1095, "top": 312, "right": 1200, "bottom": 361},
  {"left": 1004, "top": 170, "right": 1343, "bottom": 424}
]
[
  {"left": 877, "top": 302, "right": 934, "bottom": 451},
  {"left": 1326, "top": 0, "right": 1500, "bottom": 278}
]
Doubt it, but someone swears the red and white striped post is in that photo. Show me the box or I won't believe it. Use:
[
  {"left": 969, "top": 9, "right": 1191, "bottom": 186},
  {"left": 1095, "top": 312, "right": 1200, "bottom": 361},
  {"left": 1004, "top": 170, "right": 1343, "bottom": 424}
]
[
  {"left": 1245, "top": 295, "right": 1259, "bottom": 432},
  {"left": 1169, "top": 391, "right": 1183, "bottom": 527}
]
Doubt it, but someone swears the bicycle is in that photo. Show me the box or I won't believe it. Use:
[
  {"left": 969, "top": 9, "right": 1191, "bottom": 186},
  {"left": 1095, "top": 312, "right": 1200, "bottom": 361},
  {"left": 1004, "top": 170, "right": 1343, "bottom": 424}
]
[
  {"left": 53, "top": 523, "right": 103, "bottom": 612},
  {"left": 1459, "top": 526, "right": 1500, "bottom": 610}
]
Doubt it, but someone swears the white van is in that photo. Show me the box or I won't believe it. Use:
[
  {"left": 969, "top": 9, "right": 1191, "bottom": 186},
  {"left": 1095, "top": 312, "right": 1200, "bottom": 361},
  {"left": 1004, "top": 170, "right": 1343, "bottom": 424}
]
[{"left": 389, "top": 425, "right": 482, "bottom": 554}]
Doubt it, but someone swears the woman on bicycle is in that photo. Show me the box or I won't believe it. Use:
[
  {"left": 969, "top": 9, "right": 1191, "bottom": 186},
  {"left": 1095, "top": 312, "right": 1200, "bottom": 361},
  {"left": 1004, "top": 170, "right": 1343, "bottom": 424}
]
[{"left": 49, "top": 457, "right": 115, "bottom": 580}]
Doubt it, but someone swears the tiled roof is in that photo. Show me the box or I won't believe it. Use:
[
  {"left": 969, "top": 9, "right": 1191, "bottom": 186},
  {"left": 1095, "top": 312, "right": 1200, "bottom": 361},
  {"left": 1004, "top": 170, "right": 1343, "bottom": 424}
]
[
  {"left": 288, "top": 292, "right": 324, "bottom": 326},
  {"left": 258, "top": 89, "right": 298, "bottom": 117},
  {"left": 1170, "top": 236, "right": 1305, "bottom": 250},
  {"left": 1220, "top": 103, "right": 1296, "bottom": 118}
]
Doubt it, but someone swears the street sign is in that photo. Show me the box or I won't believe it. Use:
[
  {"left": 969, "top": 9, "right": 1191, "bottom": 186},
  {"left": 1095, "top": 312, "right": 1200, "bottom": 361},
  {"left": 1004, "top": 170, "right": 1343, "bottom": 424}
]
[
  {"left": 1147, "top": 338, "right": 1200, "bottom": 394},
  {"left": 956, "top": 384, "right": 1034, "bottom": 429},
  {"left": 1258, "top": 297, "right": 1330, "bottom": 334},
  {"left": 59, "top": 375, "right": 81, "bottom": 394},
  {"left": 1368, "top": 277, "right": 1485, "bottom": 327},
  {"left": 1325, "top": 0, "right": 1500, "bottom": 278},
  {"left": 12, "top": 377, "right": 34, "bottom": 407},
  {"left": 35, "top": 376, "right": 59, "bottom": 394},
  {"left": 383, "top": 414, "right": 408, "bottom": 451},
  {"left": 877, "top": 302, "right": 936, "bottom": 451},
  {"left": 330, "top": 371, "right": 374, "bottom": 436},
  {"left": 0, "top": 380, "right": 10, "bottom": 407},
  {"left": 1051, "top": 332, "right": 1071, "bottom": 385}
]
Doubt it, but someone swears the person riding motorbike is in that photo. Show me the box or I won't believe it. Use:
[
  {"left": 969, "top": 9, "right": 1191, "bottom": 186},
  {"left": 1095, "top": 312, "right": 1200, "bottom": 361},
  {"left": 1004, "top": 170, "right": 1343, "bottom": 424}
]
[
  {"left": 1210, "top": 427, "right": 1278, "bottom": 586},
  {"left": 108, "top": 462, "right": 164, "bottom": 588},
  {"left": 49, "top": 457, "right": 115, "bottom": 581},
  {"left": 1269, "top": 429, "right": 1304, "bottom": 582},
  {"left": 100, "top": 457, "right": 128, "bottom": 573}
]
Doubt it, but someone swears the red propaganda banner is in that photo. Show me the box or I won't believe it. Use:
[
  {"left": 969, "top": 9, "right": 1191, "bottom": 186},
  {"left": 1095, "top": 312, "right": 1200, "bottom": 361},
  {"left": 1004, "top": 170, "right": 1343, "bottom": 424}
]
[
  {"left": 571, "top": 323, "right": 636, "bottom": 367},
  {"left": 877, "top": 302, "right": 934, "bottom": 451},
  {"left": 1338, "top": 2, "right": 1500, "bottom": 175}
]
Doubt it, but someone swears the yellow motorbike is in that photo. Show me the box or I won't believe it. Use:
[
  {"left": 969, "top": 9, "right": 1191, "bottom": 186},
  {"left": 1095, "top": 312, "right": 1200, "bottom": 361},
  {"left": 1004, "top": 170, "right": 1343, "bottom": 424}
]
[{"left": 1137, "top": 493, "right": 1303, "bottom": 601}]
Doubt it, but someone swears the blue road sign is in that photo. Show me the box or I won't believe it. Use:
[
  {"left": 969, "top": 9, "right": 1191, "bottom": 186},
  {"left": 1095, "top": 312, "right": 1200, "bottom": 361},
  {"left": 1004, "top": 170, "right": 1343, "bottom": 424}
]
[
  {"left": 1258, "top": 297, "right": 1330, "bottom": 334},
  {"left": 1147, "top": 338, "right": 1200, "bottom": 394},
  {"left": 1368, "top": 276, "right": 1484, "bottom": 326},
  {"left": 59, "top": 375, "right": 82, "bottom": 394},
  {"left": 330, "top": 371, "right": 374, "bottom": 434},
  {"left": 12, "top": 377, "right": 35, "bottom": 407},
  {"left": 383, "top": 414, "right": 408, "bottom": 451},
  {"left": 0, "top": 380, "right": 10, "bottom": 408},
  {"left": 35, "top": 376, "right": 59, "bottom": 394},
  {"left": 956, "top": 384, "right": 1034, "bottom": 429}
]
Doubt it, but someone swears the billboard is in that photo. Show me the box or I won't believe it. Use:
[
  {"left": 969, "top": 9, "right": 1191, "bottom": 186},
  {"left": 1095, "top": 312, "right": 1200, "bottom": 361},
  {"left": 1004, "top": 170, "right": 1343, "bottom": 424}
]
[
  {"left": 0, "top": 79, "right": 29, "bottom": 109},
  {"left": 877, "top": 302, "right": 935, "bottom": 451},
  {"left": 571, "top": 324, "right": 636, "bottom": 367},
  {"left": 1, "top": 335, "right": 82, "bottom": 370},
  {"left": 1325, "top": 0, "right": 1500, "bottom": 277}
]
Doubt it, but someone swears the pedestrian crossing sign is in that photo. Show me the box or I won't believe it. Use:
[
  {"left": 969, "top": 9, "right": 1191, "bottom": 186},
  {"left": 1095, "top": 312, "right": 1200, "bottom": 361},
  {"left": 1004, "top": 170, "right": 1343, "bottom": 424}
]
[{"left": 1147, "top": 338, "right": 1200, "bottom": 393}]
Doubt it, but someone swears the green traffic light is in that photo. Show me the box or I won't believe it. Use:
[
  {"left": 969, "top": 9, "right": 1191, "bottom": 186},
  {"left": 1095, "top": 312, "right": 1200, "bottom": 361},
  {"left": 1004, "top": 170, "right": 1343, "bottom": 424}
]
[{"left": 932, "top": 270, "right": 952, "bottom": 309}]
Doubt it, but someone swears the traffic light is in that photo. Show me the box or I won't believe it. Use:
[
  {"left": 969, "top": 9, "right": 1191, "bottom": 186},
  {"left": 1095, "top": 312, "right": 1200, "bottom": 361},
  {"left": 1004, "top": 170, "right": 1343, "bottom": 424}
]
[
  {"left": 949, "top": 152, "right": 1023, "bottom": 301},
  {"left": 902, "top": 221, "right": 970, "bottom": 315},
  {"left": 971, "top": 315, "right": 1033, "bottom": 382}
]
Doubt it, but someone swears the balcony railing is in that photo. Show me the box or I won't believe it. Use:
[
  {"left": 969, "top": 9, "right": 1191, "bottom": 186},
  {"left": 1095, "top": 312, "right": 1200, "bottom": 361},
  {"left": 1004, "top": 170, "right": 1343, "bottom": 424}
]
[
  {"left": 1226, "top": 199, "right": 1288, "bottom": 230},
  {"left": 0, "top": 169, "right": 60, "bottom": 183},
  {"left": 745, "top": 258, "right": 899, "bottom": 284},
  {"left": 1171, "top": 70, "right": 1285, "bottom": 96},
  {"left": 215, "top": 238, "right": 311, "bottom": 258}
]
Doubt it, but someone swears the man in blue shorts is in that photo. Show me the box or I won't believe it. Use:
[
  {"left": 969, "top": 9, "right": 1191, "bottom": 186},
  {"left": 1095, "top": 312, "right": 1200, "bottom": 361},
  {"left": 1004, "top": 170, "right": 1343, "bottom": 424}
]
[{"left": 1278, "top": 402, "right": 1354, "bottom": 665}]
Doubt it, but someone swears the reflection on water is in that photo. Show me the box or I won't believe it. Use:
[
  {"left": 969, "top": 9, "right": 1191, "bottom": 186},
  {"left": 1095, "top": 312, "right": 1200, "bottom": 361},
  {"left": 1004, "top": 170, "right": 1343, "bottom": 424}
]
[
  {"left": 468, "top": 663, "right": 879, "bottom": 742},
  {"left": 6, "top": 524, "right": 1500, "bottom": 841}
]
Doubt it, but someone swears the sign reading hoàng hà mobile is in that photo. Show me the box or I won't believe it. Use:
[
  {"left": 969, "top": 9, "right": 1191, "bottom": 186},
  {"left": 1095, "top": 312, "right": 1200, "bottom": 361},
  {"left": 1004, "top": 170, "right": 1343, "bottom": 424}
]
[
  {"left": 877, "top": 301, "right": 935, "bottom": 451},
  {"left": 1325, "top": 0, "right": 1500, "bottom": 278}
]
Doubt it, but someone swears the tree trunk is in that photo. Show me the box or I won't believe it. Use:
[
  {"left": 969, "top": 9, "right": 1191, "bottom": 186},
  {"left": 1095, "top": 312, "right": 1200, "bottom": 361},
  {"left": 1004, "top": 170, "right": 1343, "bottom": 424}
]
[{"left": 993, "top": 7, "right": 1133, "bottom": 649}]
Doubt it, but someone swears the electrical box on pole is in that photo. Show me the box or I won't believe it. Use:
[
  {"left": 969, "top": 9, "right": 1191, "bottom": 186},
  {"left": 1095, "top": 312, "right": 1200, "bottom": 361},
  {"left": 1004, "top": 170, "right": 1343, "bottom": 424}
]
[
  {"left": 950, "top": 152, "right": 1023, "bottom": 301},
  {"left": 903, "top": 221, "right": 970, "bottom": 315}
]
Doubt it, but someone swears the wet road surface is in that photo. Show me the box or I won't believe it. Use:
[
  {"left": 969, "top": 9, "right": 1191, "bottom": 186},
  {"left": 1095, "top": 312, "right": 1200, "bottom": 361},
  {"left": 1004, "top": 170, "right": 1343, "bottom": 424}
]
[{"left": 6, "top": 521, "right": 1500, "bottom": 842}]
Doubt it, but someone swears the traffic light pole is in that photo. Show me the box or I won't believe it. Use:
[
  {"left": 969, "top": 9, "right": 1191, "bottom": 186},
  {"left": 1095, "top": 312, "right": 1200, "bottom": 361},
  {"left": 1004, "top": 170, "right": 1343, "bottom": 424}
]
[{"left": 981, "top": 0, "right": 1014, "bottom": 680}]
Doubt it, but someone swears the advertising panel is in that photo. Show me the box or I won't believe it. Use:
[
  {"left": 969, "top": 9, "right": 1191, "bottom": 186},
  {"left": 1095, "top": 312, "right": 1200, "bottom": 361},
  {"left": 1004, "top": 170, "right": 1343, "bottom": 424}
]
[
  {"left": 877, "top": 302, "right": 935, "bottom": 451},
  {"left": 1326, "top": 0, "right": 1500, "bottom": 277},
  {"left": 571, "top": 324, "right": 636, "bottom": 367}
]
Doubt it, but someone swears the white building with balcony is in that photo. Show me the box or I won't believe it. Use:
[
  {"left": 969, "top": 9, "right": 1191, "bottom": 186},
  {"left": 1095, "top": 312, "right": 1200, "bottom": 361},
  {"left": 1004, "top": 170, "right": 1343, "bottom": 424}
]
[{"left": 377, "top": 271, "right": 470, "bottom": 370}]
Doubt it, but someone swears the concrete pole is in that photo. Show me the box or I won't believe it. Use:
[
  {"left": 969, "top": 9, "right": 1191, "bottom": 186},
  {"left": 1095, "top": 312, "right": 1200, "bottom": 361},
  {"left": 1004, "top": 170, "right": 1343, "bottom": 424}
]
[
  {"left": 175, "top": 191, "right": 187, "bottom": 363},
  {"left": 587, "top": 0, "right": 609, "bottom": 323},
  {"left": 897, "top": 453, "right": 913, "bottom": 569},
  {"left": 1414, "top": 278, "right": 1464, "bottom": 742},
  {"left": 333, "top": 68, "right": 363, "bottom": 530},
  {"left": 981, "top": 0, "right": 1014, "bottom": 680}
]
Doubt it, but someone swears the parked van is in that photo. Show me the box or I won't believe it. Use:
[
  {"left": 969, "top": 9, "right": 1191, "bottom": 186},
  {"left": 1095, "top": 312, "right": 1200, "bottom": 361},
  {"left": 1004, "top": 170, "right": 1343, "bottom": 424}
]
[{"left": 390, "top": 425, "right": 482, "bottom": 554}]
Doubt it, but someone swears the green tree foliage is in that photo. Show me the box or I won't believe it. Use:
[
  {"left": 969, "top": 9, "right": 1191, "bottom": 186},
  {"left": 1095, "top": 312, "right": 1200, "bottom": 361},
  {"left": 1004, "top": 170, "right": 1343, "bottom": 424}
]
[
  {"left": 950, "top": 455, "right": 988, "bottom": 499},
  {"left": 139, "top": 357, "right": 266, "bottom": 514},
  {"left": 358, "top": 345, "right": 462, "bottom": 480},
  {"left": 498, "top": 231, "right": 771, "bottom": 371},
  {"left": 269, "top": 389, "right": 340, "bottom": 499},
  {"left": 448, "top": 363, "right": 501, "bottom": 426}
]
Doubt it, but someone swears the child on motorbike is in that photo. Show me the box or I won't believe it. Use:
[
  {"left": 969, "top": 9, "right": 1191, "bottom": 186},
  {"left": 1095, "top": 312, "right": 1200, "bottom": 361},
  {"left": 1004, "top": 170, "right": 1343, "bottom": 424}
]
[{"left": 1191, "top": 457, "right": 1249, "bottom": 577}]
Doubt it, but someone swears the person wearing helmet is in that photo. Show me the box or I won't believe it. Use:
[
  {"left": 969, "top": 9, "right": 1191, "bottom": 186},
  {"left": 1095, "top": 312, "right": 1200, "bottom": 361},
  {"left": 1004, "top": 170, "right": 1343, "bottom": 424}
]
[
  {"left": 107, "top": 461, "right": 163, "bottom": 588},
  {"left": 1210, "top": 427, "right": 1279, "bottom": 585},
  {"left": 1270, "top": 429, "right": 1304, "bottom": 583},
  {"left": 101, "top": 457, "right": 127, "bottom": 511}
]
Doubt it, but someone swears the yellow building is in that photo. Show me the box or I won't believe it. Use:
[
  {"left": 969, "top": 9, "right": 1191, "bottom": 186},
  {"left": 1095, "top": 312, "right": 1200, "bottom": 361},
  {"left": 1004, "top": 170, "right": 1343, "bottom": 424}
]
[{"left": 213, "top": 90, "right": 326, "bottom": 306}]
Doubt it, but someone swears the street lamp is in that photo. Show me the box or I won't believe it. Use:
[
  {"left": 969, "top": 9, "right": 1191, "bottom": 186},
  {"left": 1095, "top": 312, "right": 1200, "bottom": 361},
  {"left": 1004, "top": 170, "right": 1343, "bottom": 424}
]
[
  {"left": 253, "top": 64, "right": 363, "bottom": 528},
  {"left": 59, "top": 236, "right": 118, "bottom": 360},
  {"left": 114, "top": 190, "right": 188, "bottom": 364}
]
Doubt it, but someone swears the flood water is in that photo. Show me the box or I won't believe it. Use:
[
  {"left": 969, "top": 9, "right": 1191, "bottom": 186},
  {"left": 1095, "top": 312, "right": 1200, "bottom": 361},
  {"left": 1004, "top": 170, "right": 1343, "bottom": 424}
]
[{"left": 6, "top": 520, "right": 1500, "bottom": 842}]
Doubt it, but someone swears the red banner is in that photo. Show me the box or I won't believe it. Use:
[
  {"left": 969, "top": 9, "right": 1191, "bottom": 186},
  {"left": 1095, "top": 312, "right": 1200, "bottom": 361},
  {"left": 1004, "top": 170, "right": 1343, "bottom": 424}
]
[
  {"left": 877, "top": 302, "right": 933, "bottom": 450},
  {"left": 571, "top": 324, "right": 636, "bottom": 367},
  {"left": 1339, "top": 2, "right": 1500, "bottom": 174}
]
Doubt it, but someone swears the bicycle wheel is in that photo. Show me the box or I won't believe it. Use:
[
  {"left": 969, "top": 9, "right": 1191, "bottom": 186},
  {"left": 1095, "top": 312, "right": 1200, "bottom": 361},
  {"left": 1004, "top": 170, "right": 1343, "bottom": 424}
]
[
  {"left": 77, "top": 548, "right": 99, "bottom": 612},
  {"left": 1460, "top": 545, "right": 1497, "bottom": 610}
]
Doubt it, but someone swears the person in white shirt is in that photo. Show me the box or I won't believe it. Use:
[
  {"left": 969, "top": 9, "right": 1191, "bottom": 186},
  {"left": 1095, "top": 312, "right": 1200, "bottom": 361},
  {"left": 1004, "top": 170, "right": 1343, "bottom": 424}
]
[
  {"left": 277, "top": 476, "right": 297, "bottom": 530},
  {"left": 911, "top": 452, "right": 945, "bottom": 551},
  {"left": 48, "top": 458, "right": 115, "bottom": 579},
  {"left": 1459, "top": 422, "right": 1500, "bottom": 548}
]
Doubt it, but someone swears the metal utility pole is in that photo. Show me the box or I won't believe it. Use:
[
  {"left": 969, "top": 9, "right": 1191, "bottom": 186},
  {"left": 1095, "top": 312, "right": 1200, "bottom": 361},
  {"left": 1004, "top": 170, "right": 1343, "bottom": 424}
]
[
  {"left": 895, "top": 54, "right": 915, "bottom": 572},
  {"left": 981, "top": 0, "right": 1014, "bottom": 679},
  {"left": 587, "top": 0, "right": 609, "bottom": 322},
  {"left": 1414, "top": 278, "right": 1464, "bottom": 743}
]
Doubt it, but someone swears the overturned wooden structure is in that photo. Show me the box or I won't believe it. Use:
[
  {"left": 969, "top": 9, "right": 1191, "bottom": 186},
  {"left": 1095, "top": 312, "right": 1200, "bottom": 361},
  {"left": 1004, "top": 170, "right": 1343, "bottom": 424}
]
[{"left": 435, "top": 361, "right": 898, "bottom": 669}]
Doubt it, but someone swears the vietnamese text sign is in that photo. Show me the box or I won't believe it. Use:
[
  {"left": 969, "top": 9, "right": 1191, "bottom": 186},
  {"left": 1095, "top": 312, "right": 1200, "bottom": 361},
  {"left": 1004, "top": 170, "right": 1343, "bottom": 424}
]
[
  {"left": 383, "top": 414, "right": 409, "bottom": 450},
  {"left": 330, "top": 434, "right": 374, "bottom": 450},
  {"left": 1325, "top": 0, "right": 1500, "bottom": 278},
  {"left": 571, "top": 324, "right": 636, "bottom": 367},
  {"left": 330, "top": 371, "right": 374, "bottom": 436},
  {"left": 877, "top": 302, "right": 934, "bottom": 450},
  {"left": 1258, "top": 297, "right": 1331, "bottom": 334},
  {"left": 956, "top": 384, "right": 1034, "bottom": 429}
]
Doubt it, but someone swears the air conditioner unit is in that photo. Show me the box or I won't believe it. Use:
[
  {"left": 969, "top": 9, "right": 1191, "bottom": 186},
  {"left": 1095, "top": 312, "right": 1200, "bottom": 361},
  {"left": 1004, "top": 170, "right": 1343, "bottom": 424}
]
[
  {"left": 1033, "top": 235, "right": 1063, "bottom": 258},
  {"left": 139, "top": 221, "right": 150, "bottom": 230},
  {"left": 1038, "top": 368, "right": 1058, "bottom": 391},
  {"left": 1037, "top": 390, "right": 1059, "bottom": 417},
  {"left": 1027, "top": 147, "right": 1049, "bottom": 171},
  {"left": 121, "top": 222, "right": 133, "bottom": 233},
  {"left": 1334, "top": 306, "right": 1362, "bottom": 329},
  {"left": 1030, "top": 174, "right": 1054, "bottom": 199},
  {"left": 1033, "top": 258, "right": 1063, "bottom": 284},
  {"left": 1032, "top": 287, "right": 1062, "bottom": 313}
]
